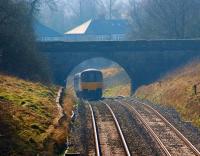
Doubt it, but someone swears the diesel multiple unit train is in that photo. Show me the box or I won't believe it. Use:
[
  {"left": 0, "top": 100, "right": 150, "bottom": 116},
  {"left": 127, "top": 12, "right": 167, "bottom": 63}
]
[{"left": 74, "top": 69, "right": 103, "bottom": 100}]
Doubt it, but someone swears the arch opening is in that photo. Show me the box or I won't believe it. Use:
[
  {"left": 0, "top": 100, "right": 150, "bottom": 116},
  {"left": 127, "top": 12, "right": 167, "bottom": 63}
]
[{"left": 66, "top": 57, "right": 131, "bottom": 98}]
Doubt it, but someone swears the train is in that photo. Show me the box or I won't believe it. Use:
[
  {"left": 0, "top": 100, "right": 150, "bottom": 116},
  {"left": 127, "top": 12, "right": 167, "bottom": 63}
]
[{"left": 74, "top": 69, "right": 103, "bottom": 100}]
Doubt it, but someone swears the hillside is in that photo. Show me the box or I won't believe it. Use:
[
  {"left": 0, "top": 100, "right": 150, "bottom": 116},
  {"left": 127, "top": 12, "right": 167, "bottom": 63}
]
[
  {"left": 136, "top": 60, "right": 200, "bottom": 128},
  {"left": 0, "top": 74, "right": 68, "bottom": 155},
  {"left": 101, "top": 67, "right": 123, "bottom": 78},
  {"left": 101, "top": 67, "right": 131, "bottom": 97}
]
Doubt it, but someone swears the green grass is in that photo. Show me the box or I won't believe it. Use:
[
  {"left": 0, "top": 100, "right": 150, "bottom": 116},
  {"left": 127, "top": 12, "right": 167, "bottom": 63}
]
[{"left": 0, "top": 74, "right": 60, "bottom": 155}]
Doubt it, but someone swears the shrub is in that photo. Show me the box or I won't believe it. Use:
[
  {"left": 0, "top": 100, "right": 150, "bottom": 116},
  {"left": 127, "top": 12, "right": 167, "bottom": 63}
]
[{"left": 0, "top": 0, "right": 51, "bottom": 84}]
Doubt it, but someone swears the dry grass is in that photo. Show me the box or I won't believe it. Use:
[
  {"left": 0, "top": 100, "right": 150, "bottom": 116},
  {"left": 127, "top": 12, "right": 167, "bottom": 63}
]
[
  {"left": 136, "top": 60, "right": 200, "bottom": 128},
  {"left": 40, "top": 86, "right": 76, "bottom": 155},
  {"left": 101, "top": 67, "right": 131, "bottom": 97},
  {"left": 101, "top": 67, "right": 122, "bottom": 78},
  {"left": 63, "top": 85, "right": 76, "bottom": 135},
  {"left": 104, "top": 84, "right": 131, "bottom": 97},
  {"left": 0, "top": 74, "right": 65, "bottom": 155}
]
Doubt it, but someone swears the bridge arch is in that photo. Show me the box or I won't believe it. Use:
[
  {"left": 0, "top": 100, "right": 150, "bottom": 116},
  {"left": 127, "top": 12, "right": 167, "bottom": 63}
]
[
  {"left": 65, "top": 57, "right": 132, "bottom": 95},
  {"left": 48, "top": 52, "right": 138, "bottom": 92}
]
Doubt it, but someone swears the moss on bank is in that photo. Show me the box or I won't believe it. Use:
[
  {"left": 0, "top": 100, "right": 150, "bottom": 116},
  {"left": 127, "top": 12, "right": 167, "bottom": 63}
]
[{"left": 0, "top": 74, "right": 67, "bottom": 155}]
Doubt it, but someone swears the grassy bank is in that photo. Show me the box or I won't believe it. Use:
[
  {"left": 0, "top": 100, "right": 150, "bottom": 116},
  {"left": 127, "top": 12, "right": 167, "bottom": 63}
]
[
  {"left": 63, "top": 86, "right": 76, "bottom": 136},
  {"left": 101, "top": 67, "right": 122, "bottom": 78},
  {"left": 0, "top": 74, "right": 67, "bottom": 155},
  {"left": 104, "top": 84, "right": 131, "bottom": 97},
  {"left": 136, "top": 60, "right": 200, "bottom": 128},
  {"left": 101, "top": 67, "right": 131, "bottom": 97}
]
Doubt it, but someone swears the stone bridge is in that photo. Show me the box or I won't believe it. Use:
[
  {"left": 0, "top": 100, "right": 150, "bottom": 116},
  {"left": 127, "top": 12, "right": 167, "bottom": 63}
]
[{"left": 37, "top": 40, "right": 200, "bottom": 92}]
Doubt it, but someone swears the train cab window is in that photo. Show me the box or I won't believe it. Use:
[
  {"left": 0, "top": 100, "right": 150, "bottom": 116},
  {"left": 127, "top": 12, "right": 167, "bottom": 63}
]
[{"left": 81, "top": 72, "right": 102, "bottom": 82}]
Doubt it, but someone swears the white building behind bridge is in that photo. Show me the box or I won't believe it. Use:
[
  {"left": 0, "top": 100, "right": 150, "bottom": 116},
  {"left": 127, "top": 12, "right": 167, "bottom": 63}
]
[
  {"left": 34, "top": 19, "right": 130, "bottom": 41},
  {"left": 64, "top": 19, "right": 130, "bottom": 41}
]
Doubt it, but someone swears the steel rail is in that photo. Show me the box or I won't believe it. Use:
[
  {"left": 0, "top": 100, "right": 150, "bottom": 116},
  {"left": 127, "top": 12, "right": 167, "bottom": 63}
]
[
  {"left": 100, "top": 101, "right": 131, "bottom": 156},
  {"left": 130, "top": 98, "right": 200, "bottom": 156},
  {"left": 88, "top": 102, "right": 101, "bottom": 156},
  {"left": 116, "top": 100, "right": 171, "bottom": 156}
]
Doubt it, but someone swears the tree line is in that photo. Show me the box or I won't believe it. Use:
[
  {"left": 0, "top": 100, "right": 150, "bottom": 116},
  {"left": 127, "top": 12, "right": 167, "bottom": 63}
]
[
  {"left": 129, "top": 0, "right": 200, "bottom": 39},
  {"left": 37, "top": 0, "right": 200, "bottom": 39},
  {"left": 0, "top": 0, "right": 54, "bottom": 84},
  {"left": 37, "top": 0, "right": 129, "bottom": 33}
]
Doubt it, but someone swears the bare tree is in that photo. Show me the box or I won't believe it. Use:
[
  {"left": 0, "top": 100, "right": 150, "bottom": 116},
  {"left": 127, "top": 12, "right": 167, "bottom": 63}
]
[
  {"left": 96, "top": 0, "right": 117, "bottom": 19},
  {"left": 129, "top": 0, "right": 142, "bottom": 28},
  {"left": 26, "top": 0, "right": 57, "bottom": 15},
  {"left": 0, "top": 0, "right": 17, "bottom": 25},
  {"left": 129, "top": 0, "right": 200, "bottom": 39},
  {"left": 0, "top": 0, "right": 51, "bottom": 83}
]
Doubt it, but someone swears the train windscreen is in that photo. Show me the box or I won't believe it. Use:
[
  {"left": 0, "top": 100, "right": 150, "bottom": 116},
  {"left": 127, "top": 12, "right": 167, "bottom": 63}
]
[{"left": 81, "top": 71, "right": 102, "bottom": 82}]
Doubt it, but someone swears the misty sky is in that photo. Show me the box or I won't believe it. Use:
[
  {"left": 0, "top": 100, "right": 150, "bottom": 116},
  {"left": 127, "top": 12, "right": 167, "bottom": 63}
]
[
  {"left": 55, "top": 0, "right": 130, "bottom": 18},
  {"left": 37, "top": 0, "right": 131, "bottom": 32}
]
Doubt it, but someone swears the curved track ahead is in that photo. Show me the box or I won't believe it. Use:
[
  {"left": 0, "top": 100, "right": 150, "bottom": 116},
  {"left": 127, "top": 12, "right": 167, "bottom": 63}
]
[{"left": 116, "top": 98, "right": 200, "bottom": 156}]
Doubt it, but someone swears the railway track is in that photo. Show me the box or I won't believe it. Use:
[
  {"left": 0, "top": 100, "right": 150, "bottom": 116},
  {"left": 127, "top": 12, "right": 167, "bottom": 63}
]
[
  {"left": 86, "top": 100, "right": 130, "bottom": 156},
  {"left": 116, "top": 98, "right": 200, "bottom": 156}
]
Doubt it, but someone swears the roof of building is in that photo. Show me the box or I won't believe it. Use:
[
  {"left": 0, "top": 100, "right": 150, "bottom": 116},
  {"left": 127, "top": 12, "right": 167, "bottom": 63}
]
[
  {"left": 65, "top": 20, "right": 92, "bottom": 35},
  {"left": 33, "top": 20, "right": 62, "bottom": 37},
  {"left": 64, "top": 19, "right": 129, "bottom": 35}
]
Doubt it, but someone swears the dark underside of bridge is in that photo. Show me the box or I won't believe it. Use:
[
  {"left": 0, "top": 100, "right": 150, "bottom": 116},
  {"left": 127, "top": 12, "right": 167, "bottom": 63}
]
[{"left": 37, "top": 40, "right": 200, "bottom": 93}]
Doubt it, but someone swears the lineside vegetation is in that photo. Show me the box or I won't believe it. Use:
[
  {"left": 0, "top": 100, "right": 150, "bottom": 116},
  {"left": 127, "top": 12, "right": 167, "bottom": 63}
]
[
  {"left": 0, "top": 0, "right": 51, "bottom": 84},
  {"left": 136, "top": 59, "right": 200, "bottom": 128}
]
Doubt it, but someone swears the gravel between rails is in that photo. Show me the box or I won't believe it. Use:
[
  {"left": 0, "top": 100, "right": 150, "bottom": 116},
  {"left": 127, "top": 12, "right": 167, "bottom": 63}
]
[
  {"left": 126, "top": 97, "right": 200, "bottom": 152},
  {"left": 91, "top": 101, "right": 126, "bottom": 156},
  {"left": 68, "top": 101, "right": 96, "bottom": 155},
  {"left": 129, "top": 100, "right": 197, "bottom": 155},
  {"left": 105, "top": 99, "right": 163, "bottom": 156}
]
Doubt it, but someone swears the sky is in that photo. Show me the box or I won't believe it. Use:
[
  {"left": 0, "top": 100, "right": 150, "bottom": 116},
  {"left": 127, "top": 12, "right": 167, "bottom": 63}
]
[{"left": 37, "top": 0, "right": 131, "bottom": 32}]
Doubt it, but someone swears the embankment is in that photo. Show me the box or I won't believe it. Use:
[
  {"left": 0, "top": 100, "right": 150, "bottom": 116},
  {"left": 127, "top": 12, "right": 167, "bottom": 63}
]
[
  {"left": 136, "top": 60, "right": 200, "bottom": 128},
  {"left": 0, "top": 74, "right": 73, "bottom": 155}
]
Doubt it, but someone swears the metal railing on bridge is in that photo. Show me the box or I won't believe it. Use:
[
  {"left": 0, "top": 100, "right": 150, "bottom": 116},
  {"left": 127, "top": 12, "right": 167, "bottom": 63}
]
[{"left": 36, "top": 34, "right": 127, "bottom": 42}]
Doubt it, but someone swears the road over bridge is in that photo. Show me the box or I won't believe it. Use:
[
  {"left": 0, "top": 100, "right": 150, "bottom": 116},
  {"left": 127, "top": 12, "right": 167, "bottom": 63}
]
[{"left": 37, "top": 39, "right": 200, "bottom": 92}]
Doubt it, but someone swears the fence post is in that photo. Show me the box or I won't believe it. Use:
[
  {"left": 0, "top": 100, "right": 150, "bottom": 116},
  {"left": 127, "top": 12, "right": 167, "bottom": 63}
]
[{"left": 193, "top": 84, "right": 197, "bottom": 95}]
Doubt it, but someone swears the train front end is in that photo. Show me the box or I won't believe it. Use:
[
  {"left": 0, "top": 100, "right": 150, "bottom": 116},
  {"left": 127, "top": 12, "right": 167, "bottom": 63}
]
[{"left": 74, "top": 69, "right": 103, "bottom": 100}]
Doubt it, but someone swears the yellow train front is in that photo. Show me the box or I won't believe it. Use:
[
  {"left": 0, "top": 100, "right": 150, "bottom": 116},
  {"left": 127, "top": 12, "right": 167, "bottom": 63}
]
[{"left": 74, "top": 69, "right": 103, "bottom": 100}]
